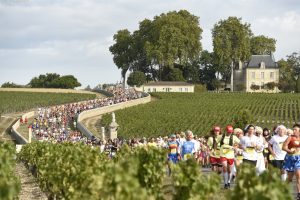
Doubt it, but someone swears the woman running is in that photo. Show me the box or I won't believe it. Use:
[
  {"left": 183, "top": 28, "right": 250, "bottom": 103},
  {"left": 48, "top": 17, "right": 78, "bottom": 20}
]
[
  {"left": 282, "top": 123, "right": 300, "bottom": 200},
  {"left": 207, "top": 126, "right": 222, "bottom": 173}
]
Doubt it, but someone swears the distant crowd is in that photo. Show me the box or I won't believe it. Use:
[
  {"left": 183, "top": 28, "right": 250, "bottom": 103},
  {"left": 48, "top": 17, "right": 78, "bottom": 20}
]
[{"left": 20, "top": 87, "right": 141, "bottom": 143}]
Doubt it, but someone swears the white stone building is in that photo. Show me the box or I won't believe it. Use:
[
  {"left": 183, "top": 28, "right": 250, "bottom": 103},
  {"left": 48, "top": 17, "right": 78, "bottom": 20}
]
[
  {"left": 233, "top": 55, "right": 280, "bottom": 92},
  {"left": 136, "top": 81, "right": 195, "bottom": 93}
]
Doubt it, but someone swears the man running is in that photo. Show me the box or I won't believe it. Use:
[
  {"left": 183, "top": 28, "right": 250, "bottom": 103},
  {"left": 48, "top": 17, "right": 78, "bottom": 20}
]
[
  {"left": 207, "top": 126, "right": 222, "bottom": 173},
  {"left": 167, "top": 134, "right": 181, "bottom": 164},
  {"left": 268, "top": 125, "right": 288, "bottom": 181},
  {"left": 220, "top": 125, "right": 240, "bottom": 189}
]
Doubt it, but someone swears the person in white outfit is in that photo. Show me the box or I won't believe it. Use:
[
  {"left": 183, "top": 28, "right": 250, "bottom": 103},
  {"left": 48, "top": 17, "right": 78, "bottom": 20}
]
[
  {"left": 268, "top": 125, "right": 288, "bottom": 181},
  {"left": 255, "top": 126, "right": 266, "bottom": 174}
]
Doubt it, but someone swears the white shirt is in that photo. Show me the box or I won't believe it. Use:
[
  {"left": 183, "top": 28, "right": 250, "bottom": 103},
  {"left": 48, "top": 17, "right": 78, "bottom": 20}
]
[
  {"left": 269, "top": 134, "right": 288, "bottom": 160},
  {"left": 240, "top": 135, "right": 260, "bottom": 161}
]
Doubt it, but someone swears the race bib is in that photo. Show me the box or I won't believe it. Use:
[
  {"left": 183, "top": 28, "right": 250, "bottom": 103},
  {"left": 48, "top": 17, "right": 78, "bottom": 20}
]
[
  {"left": 170, "top": 148, "right": 177, "bottom": 154},
  {"left": 222, "top": 148, "right": 230, "bottom": 155},
  {"left": 246, "top": 147, "right": 255, "bottom": 154},
  {"left": 279, "top": 143, "right": 283, "bottom": 150}
]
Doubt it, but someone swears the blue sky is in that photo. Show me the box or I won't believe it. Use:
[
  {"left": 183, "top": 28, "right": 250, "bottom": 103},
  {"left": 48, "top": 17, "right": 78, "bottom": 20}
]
[{"left": 0, "top": 0, "right": 299, "bottom": 88}]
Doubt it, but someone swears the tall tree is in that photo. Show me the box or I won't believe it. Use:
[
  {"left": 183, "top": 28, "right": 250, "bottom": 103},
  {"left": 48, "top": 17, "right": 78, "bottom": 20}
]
[
  {"left": 199, "top": 50, "right": 217, "bottom": 90},
  {"left": 110, "top": 10, "right": 203, "bottom": 82},
  {"left": 127, "top": 71, "right": 146, "bottom": 87},
  {"left": 212, "top": 17, "right": 252, "bottom": 84},
  {"left": 250, "top": 35, "right": 276, "bottom": 55},
  {"left": 109, "top": 30, "right": 134, "bottom": 83}
]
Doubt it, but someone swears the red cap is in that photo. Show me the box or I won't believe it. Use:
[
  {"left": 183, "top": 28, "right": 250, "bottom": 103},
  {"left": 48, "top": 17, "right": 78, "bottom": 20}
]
[
  {"left": 226, "top": 125, "right": 234, "bottom": 133},
  {"left": 214, "top": 126, "right": 221, "bottom": 132}
]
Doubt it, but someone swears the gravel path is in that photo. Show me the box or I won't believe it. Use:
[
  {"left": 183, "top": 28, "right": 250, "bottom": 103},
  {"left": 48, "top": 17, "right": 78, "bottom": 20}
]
[{"left": 15, "top": 162, "right": 48, "bottom": 200}]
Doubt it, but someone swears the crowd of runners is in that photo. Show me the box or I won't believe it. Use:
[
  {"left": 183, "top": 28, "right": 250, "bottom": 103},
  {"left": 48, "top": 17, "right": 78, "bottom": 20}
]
[
  {"left": 21, "top": 87, "right": 141, "bottom": 142},
  {"left": 19, "top": 87, "right": 300, "bottom": 199}
]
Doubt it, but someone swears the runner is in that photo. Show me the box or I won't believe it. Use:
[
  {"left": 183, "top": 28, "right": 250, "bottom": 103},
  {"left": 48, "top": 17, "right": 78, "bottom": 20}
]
[
  {"left": 255, "top": 126, "right": 266, "bottom": 174},
  {"left": 262, "top": 128, "right": 271, "bottom": 169},
  {"left": 282, "top": 123, "right": 300, "bottom": 200},
  {"left": 268, "top": 125, "right": 288, "bottom": 181},
  {"left": 220, "top": 125, "right": 240, "bottom": 189},
  {"left": 167, "top": 134, "right": 181, "bottom": 164},
  {"left": 181, "top": 130, "right": 196, "bottom": 160},
  {"left": 240, "top": 125, "right": 260, "bottom": 166},
  {"left": 207, "top": 126, "right": 222, "bottom": 173}
]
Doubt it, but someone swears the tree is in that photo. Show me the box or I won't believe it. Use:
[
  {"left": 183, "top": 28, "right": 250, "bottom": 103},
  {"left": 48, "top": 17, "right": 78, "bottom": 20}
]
[
  {"left": 29, "top": 73, "right": 81, "bottom": 89},
  {"left": 110, "top": 10, "right": 203, "bottom": 82},
  {"left": 250, "top": 35, "right": 276, "bottom": 55},
  {"left": 212, "top": 17, "right": 252, "bottom": 84},
  {"left": 250, "top": 84, "right": 260, "bottom": 91},
  {"left": 265, "top": 82, "right": 276, "bottom": 91},
  {"left": 211, "top": 79, "right": 221, "bottom": 91},
  {"left": 163, "top": 68, "right": 185, "bottom": 81},
  {"left": 236, "top": 83, "right": 246, "bottom": 91},
  {"left": 233, "top": 109, "right": 253, "bottom": 129},
  {"left": 1, "top": 82, "right": 23, "bottom": 88},
  {"left": 127, "top": 71, "right": 146, "bottom": 87},
  {"left": 199, "top": 50, "right": 217, "bottom": 90},
  {"left": 296, "top": 76, "right": 300, "bottom": 93}
]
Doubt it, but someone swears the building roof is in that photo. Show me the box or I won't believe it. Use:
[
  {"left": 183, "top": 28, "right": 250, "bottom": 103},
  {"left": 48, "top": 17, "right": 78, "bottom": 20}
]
[
  {"left": 247, "top": 55, "right": 278, "bottom": 68},
  {"left": 144, "top": 81, "right": 194, "bottom": 86}
]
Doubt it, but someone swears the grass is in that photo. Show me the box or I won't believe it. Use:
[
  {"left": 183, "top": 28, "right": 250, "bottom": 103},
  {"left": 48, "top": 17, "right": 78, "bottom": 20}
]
[{"left": 0, "top": 91, "right": 96, "bottom": 114}]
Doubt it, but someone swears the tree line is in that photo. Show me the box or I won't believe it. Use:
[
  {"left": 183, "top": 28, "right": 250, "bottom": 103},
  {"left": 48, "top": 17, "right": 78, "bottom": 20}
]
[
  {"left": 1, "top": 73, "right": 81, "bottom": 89},
  {"left": 110, "top": 10, "right": 300, "bottom": 92}
]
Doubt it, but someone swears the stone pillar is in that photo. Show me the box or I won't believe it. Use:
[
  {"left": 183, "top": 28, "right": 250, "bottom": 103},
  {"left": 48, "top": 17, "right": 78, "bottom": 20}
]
[
  {"left": 28, "top": 127, "right": 32, "bottom": 143},
  {"left": 109, "top": 112, "right": 119, "bottom": 140},
  {"left": 101, "top": 127, "right": 106, "bottom": 141}
]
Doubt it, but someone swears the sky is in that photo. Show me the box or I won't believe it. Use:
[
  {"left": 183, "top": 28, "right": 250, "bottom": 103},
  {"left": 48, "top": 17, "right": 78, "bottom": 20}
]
[{"left": 0, "top": 0, "right": 300, "bottom": 88}]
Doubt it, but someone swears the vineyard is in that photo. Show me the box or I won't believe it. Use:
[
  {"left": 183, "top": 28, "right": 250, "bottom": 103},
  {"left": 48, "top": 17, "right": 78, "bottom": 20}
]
[
  {"left": 0, "top": 142, "right": 20, "bottom": 200},
  {"left": 17, "top": 142, "right": 292, "bottom": 200},
  {"left": 101, "top": 92, "right": 300, "bottom": 138},
  {"left": 0, "top": 91, "right": 96, "bottom": 114}
]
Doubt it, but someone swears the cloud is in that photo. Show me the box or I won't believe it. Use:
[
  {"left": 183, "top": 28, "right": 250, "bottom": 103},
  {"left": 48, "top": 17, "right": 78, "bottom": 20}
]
[{"left": 0, "top": 0, "right": 299, "bottom": 87}]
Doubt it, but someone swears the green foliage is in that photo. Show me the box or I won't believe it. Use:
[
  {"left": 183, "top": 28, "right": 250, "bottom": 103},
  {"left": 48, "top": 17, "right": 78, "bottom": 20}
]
[
  {"left": 18, "top": 143, "right": 166, "bottom": 200},
  {"left": 109, "top": 10, "right": 202, "bottom": 81},
  {"left": 0, "top": 142, "right": 20, "bottom": 200},
  {"left": 171, "top": 158, "right": 220, "bottom": 200},
  {"left": 29, "top": 73, "right": 81, "bottom": 89},
  {"left": 265, "top": 82, "right": 276, "bottom": 91},
  {"left": 194, "top": 84, "right": 207, "bottom": 93},
  {"left": 278, "top": 53, "right": 300, "bottom": 92},
  {"left": 127, "top": 71, "right": 147, "bottom": 87},
  {"left": 101, "top": 92, "right": 300, "bottom": 138},
  {"left": 228, "top": 164, "right": 292, "bottom": 200},
  {"left": 250, "top": 35, "right": 276, "bottom": 55},
  {"left": 235, "top": 83, "right": 246, "bottom": 91},
  {"left": 250, "top": 84, "right": 260, "bottom": 91},
  {"left": 163, "top": 68, "right": 185, "bottom": 81},
  {"left": 0, "top": 91, "right": 95, "bottom": 114},
  {"left": 1, "top": 82, "right": 24, "bottom": 88},
  {"left": 212, "top": 17, "right": 252, "bottom": 82},
  {"left": 233, "top": 109, "right": 253, "bottom": 129},
  {"left": 199, "top": 50, "right": 217, "bottom": 90},
  {"left": 296, "top": 76, "right": 300, "bottom": 93}
]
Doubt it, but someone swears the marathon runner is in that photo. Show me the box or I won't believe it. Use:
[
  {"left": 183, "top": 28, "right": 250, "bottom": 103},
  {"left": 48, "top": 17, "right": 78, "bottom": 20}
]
[{"left": 207, "top": 126, "right": 222, "bottom": 173}]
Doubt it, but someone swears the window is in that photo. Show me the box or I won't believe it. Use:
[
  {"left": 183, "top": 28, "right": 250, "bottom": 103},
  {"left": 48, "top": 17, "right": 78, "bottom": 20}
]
[
  {"left": 251, "top": 72, "right": 255, "bottom": 79},
  {"left": 179, "top": 88, "right": 182, "bottom": 92},
  {"left": 148, "top": 88, "right": 151, "bottom": 92},
  {"left": 261, "top": 72, "right": 264, "bottom": 79},
  {"left": 270, "top": 72, "right": 274, "bottom": 79},
  {"left": 185, "top": 88, "right": 188, "bottom": 92},
  {"left": 153, "top": 88, "right": 156, "bottom": 92}
]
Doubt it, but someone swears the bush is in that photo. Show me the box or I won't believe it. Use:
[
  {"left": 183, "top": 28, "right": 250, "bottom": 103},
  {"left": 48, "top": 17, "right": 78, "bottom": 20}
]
[
  {"left": 228, "top": 164, "right": 292, "bottom": 200},
  {"left": 127, "top": 71, "right": 147, "bottom": 87},
  {"left": 232, "top": 109, "right": 253, "bottom": 129},
  {"left": 194, "top": 84, "right": 207, "bottom": 93},
  {"left": 171, "top": 158, "right": 220, "bottom": 200},
  {"left": 0, "top": 142, "right": 20, "bottom": 200}
]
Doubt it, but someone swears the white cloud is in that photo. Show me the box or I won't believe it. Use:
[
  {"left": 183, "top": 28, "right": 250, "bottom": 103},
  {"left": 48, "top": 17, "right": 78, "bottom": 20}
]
[{"left": 0, "top": 0, "right": 300, "bottom": 87}]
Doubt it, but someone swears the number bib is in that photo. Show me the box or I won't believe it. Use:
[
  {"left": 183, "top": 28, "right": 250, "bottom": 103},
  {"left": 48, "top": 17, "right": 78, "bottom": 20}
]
[{"left": 246, "top": 147, "right": 255, "bottom": 154}]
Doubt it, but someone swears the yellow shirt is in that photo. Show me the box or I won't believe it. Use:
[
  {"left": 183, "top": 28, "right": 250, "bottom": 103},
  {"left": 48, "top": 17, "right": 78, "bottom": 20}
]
[
  {"left": 207, "top": 135, "right": 221, "bottom": 158},
  {"left": 220, "top": 135, "right": 240, "bottom": 159}
]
